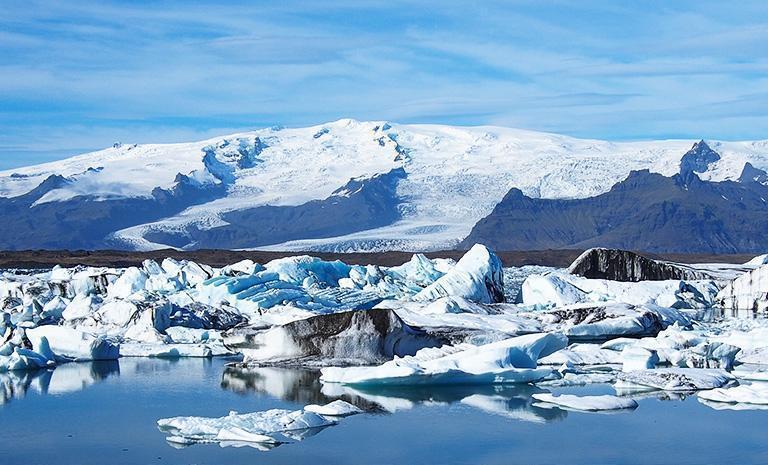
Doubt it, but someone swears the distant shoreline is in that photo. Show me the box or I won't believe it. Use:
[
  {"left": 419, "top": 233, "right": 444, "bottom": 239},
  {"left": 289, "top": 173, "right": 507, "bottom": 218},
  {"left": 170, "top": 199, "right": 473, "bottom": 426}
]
[{"left": 0, "top": 249, "right": 755, "bottom": 269}]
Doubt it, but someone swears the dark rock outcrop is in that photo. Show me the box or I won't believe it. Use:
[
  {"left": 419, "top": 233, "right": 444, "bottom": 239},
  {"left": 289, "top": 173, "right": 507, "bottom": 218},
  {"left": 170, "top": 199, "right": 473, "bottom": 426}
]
[
  {"left": 566, "top": 248, "right": 713, "bottom": 282},
  {"left": 679, "top": 140, "right": 720, "bottom": 183},
  {"left": 739, "top": 162, "right": 768, "bottom": 184},
  {"left": 460, "top": 142, "right": 768, "bottom": 254}
]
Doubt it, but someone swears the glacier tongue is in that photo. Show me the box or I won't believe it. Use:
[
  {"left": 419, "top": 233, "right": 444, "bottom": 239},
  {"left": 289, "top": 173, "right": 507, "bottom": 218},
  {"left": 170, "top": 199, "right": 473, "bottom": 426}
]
[{"left": 2, "top": 120, "right": 767, "bottom": 251}]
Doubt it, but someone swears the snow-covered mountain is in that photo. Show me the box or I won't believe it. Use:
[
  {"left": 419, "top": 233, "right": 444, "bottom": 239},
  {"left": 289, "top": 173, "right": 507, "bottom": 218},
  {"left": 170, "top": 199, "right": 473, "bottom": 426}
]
[{"left": 1, "top": 119, "right": 767, "bottom": 252}]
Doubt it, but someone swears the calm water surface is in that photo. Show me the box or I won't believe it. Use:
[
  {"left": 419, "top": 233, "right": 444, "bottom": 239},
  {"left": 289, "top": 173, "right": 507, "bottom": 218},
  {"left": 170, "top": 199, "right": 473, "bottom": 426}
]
[{"left": 1, "top": 357, "right": 767, "bottom": 465}]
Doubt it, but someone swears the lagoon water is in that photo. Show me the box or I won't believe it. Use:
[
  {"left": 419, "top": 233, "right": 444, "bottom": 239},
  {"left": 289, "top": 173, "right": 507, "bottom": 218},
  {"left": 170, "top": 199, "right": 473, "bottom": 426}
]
[{"left": 2, "top": 357, "right": 767, "bottom": 465}]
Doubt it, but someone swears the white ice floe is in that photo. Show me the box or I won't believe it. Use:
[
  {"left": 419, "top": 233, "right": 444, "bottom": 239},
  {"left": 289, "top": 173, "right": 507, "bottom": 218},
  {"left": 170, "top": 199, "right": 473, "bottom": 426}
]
[
  {"left": 698, "top": 383, "right": 768, "bottom": 407},
  {"left": 120, "top": 342, "right": 231, "bottom": 358},
  {"left": 157, "top": 400, "right": 361, "bottom": 446},
  {"left": 539, "top": 344, "right": 623, "bottom": 366},
  {"left": 616, "top": 368, "right": 736, "bottom": 391},
  {"left": 521, "top": 274, "right": 586, "bottom": 308},
  {"left": 304, "top": 399, "right": 363, "bottom": 416},
  {"left": 519, "top": 302, "right": 692, "bottom": 342},
  {"left": 521, "top": 270, "right": 719, "bottom": 310},
  {"left": 532, "top": 393, "right": 638, "bottom": 412},
  {"left": 621, "top": 347, "right": 659, "bottom": 371},
  {"left": 537, "top": 372, "right": 616, "bottom": 387},
  {"left": 319, "top": 332, "right": 567, "bottom": 386},
  {"left": 26, "top": 326, "right": 119, "bottom": 361}
]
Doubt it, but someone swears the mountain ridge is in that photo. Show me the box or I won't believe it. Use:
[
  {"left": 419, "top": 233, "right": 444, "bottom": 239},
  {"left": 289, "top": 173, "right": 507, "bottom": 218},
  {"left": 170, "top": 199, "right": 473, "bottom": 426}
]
[{"left": 1, "top": 120, "right": 767, "bottom": 252}]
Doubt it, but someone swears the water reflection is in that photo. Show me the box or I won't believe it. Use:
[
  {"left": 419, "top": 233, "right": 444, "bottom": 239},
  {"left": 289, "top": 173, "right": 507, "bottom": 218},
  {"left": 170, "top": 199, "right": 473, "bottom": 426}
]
[
  {"left": 222, "top": 366, "right": 567, "bottom": 423},
  {"left": 0, "top": 361, "right": 119, "bottom": 405}
]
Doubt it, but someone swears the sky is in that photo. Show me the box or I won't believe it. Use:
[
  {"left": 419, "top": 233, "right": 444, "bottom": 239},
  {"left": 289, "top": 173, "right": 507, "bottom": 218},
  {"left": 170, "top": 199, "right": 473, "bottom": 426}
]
[{"left": 1, "top": 0, "right": 767, "bottom": 169}]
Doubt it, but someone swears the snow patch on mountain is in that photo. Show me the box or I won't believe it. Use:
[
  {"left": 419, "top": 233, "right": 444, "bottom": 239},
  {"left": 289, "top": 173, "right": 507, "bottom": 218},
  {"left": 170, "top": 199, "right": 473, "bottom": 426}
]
[{"left": 2, "top": 119, "right": 767, "bottom": 251}]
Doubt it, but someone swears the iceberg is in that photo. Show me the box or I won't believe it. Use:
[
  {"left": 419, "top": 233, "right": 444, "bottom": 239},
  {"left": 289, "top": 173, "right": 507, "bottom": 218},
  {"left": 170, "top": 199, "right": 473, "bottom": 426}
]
[
  {"left": 616, "top": 368, "right": 736, "bottom": 391},
  {"left": 304, "top": 399, "right": 363, "bottom": 416},
  {"left": 225, "top": 308, "right": 444, "bottom": 366},
  {"left": 621, "top": 347, "right": 659, "bottom": 371},
  {"left": 0, "top": 345, "right": 55, "bottom": 372},
  {"left": 320, "top": 332, "right": 567, "bottom": 386},
  {"left": 157, "top": 400, "right": 361, "bottom": 447},
  {"left": 413, "top": 244, "right": 504, "bottom": 304},
  {"left": 26, "top": 326, "right": 119, "bottom": 361},
  {"left": 521, "top": 274, "right": 586, "bottom": 308},
  {"left": 717, "top": 264, "right": 768, "bottom": 312},
  {"left": 698, "top": 383, "right": 768, "bottom": 407},
  {"left": 532, "top": 393, "right": 638, "bottom": 412}
]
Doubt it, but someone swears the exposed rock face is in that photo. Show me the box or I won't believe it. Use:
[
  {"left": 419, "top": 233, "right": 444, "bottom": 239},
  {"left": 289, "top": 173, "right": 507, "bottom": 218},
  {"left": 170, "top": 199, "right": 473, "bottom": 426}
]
[
  {"left": 717, "top": 265, "right": 768, "bottom": 313},
  {"left": 460, "top": 147, "right": 768, "bottom": 254},
  {"left": 679, "top": 140, "right": 720, "bottom": 182},
  {"left": 739, "top": 162, "right": 768, "bottom": 184},
  {"left": 567, "top": 248, "right": 712, "bottom": 282},
  {"left": 223, "top": 308, "right": 446, "bottom": 366},
  {"left": 0, "top": 166, "right": 405, "bottom": 250},
  {"left": 141, "top": 168, "right": 406, "bottom": 250}
]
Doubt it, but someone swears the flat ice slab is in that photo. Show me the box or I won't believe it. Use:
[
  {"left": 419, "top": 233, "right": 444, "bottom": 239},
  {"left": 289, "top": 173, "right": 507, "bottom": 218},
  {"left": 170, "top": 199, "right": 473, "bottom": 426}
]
[
  {"left": 616, "top": 368, "right": 736, "bottom": 391},
  {"left": 532, "top": 393, "right": 638, "bottom": 412},
  {"left": 320, "top": 333, "right": 567, "bottom": 386},
  {"left": 698, "top": 383, "right": 768, "bottom": 406},
  {"left": 157, "top": 400, "right": 361, "bottom": 447}
]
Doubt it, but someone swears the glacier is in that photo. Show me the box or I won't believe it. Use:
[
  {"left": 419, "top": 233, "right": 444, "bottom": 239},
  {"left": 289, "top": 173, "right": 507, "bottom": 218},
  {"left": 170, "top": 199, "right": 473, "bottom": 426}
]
[{"left": 1, "top": 119, "right": 767, "bottom": 252}]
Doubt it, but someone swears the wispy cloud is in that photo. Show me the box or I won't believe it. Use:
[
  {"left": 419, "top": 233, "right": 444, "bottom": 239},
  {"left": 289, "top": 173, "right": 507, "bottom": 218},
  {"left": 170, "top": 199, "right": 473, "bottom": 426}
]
[{"left": 0, "top": 0, "right": 766, "bottom": 168}]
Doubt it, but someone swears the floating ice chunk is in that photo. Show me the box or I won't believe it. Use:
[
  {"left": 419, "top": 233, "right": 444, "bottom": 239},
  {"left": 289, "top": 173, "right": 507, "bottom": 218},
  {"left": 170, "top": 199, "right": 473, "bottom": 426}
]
[
  {"left": 539, "top": 343, "right": 623, "bottom": 366},
  {"left": 698, "top": 383, "right": 768, "bottom": 407},
  {"left": 678, "top": 342, "right": 740, "bottom": 371},
  {"left": 215, "top": 427, "right": 278, "bottom": 445},
  {"left": 717, "top": 264, "right": 768, "bottom": 312},
  {"left": 228, "top": 308, "right": 442, "bottom": 366},
  {"left": 26, "top": 326, "right": 119, "bottom": 361},
  {"left": 387, "top": 253, "right": 446, "bottom": 287},
  {"left": 41, "top": 296, "right": 68, "bottom": 321},
  {"left": 537, "top": 372, "right": 616, "bottom": 387},
  {"left": 304, "top": 400, "right": 363, "bottom": 416},
  {"left": 0, "top": 345, "right": 55, "bottom": 372},
  {"left": 600, "top": 337, "right": 640, "bottom": 352},
  {"left": 418, "top": 296, "right": 496, "bottom": 315},
  {"left": 733, "top": 369, "right": 768, "bottom": 382},
  {"left": 157, "top": 405, "right": 339, "bottom": 446},
  {"left": 120, "top": 342, "right": 231, "bottom": 358},
  {"left": 524, "top": 302, "right": 690, "bottom": 342},
  {"left": 220, "top": 259, "right": 264, "bottom": 276},
  {"left": 107, "top": 267, "right": 148, "bottom": 299},
  {"left": 413, "top": 244, "right": 504, "bottom": 304},
  {"left": 390, "top": 302, "right": 541, "bottom": 345},
  {"left": 521, "top": 274, "right": 586, "bottom": 307},
  {"left": 622, "top": 347, "right": 659, "bottom": 372},
  {"left": 161, "top": 259, "right": 213, "bottom": 287},
  {"left": 616, "top": 368, "right": 736, "bottom": 391},
  {"left": 532, "top": 393, "right": 638, "bottom": 411},
  {"left": 62, "top": 295, "right": 100, "bottom": 321},
  {"left": 265, "top": 255, "right": 351, "bottom": 287},
  {"left": 165, "top": 327, "right": 218, "bottom": 344},
  {"left": 320, "top": 333, "right": 567, "bottom": 386}
]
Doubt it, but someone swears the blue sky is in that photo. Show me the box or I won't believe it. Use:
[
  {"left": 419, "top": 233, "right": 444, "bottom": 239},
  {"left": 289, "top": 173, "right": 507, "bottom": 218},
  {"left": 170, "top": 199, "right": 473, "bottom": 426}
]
[{"left": 1, "top": 1, "right": 767, "bottom": 169}]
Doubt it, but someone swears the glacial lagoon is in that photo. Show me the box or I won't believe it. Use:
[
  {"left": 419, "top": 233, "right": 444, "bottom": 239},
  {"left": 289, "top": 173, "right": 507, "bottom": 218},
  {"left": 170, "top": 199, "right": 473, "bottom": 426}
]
[{"left": 2, "top": 357, "right": 767, "bottom": 465}]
